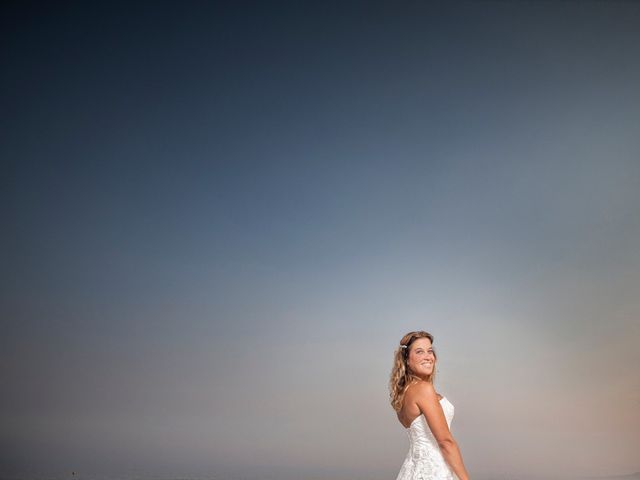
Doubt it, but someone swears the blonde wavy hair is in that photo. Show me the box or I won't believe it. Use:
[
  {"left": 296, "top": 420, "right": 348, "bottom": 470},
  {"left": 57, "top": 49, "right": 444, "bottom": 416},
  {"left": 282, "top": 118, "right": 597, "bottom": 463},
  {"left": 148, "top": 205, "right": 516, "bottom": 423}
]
[{"left": 389, "top": 331, "right": 436, "bottom": 412}]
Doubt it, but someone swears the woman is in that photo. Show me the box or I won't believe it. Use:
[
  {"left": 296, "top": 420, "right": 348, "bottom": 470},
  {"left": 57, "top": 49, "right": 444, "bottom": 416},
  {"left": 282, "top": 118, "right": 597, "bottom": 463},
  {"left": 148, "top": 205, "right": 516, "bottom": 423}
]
[{"left": 390, "top": 331, "right": 470, "bottom": 480}]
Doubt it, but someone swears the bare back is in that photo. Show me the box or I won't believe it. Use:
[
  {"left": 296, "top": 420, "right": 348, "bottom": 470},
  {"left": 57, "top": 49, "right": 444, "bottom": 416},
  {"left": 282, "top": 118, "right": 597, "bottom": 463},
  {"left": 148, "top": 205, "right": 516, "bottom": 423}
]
[{"left": 397, "top": 381, "right": 443, "bottom": 428}]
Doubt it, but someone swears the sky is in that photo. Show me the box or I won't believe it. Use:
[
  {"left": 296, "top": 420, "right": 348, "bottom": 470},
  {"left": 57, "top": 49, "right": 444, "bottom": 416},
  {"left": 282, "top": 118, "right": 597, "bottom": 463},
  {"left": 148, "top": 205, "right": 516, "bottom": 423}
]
[{"left": 1, "top": 1, "right": 639, "bottom": 479}]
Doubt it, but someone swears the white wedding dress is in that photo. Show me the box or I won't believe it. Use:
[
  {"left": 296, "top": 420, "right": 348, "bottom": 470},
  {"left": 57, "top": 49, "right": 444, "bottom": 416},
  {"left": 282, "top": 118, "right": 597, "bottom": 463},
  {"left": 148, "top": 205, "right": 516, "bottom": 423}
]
[{"left": 395, "top": 397, "right": 456, "bottom": 480}]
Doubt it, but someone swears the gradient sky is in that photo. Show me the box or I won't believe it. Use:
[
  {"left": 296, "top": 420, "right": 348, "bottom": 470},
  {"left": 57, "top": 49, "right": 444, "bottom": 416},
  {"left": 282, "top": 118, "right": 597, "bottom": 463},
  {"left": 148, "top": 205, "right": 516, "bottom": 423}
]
[{"left": 2, "top": 2, "right": 639, "bottom": 479}]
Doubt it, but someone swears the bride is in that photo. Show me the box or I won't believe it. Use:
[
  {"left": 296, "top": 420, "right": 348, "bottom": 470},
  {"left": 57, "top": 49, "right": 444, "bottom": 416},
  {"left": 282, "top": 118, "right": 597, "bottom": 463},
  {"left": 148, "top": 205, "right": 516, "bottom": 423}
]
[{"left": 390, "top": 331, "right": 470, "bottom": 480}]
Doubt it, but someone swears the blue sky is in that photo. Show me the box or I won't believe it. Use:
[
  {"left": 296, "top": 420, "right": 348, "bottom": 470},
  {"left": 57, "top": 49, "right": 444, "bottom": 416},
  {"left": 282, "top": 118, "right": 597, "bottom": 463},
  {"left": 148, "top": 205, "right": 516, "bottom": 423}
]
[{"left": 2, "top": 2, "right": 639, "bottom": 479}]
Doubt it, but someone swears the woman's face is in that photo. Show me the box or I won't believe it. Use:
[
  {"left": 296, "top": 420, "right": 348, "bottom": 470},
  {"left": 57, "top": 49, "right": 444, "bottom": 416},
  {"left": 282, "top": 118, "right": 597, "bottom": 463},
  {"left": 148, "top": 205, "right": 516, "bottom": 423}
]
[{"left": 407, "top": 337, "right": 435, "bottom": 378}]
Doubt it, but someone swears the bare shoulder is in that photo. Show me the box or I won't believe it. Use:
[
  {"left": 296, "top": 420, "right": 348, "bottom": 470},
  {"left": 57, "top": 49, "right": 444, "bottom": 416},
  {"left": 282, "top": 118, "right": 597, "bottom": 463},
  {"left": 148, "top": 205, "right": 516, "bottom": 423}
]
[{"left": 405, "top": 380, "right": 439, "bottom": 400}]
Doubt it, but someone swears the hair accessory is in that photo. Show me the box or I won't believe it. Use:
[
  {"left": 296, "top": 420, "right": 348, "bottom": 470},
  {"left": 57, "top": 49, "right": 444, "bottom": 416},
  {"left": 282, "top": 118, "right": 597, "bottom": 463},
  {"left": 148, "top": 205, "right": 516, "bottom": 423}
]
[{"left": 400, "top": 345, "right": 407, "bottom": 349}]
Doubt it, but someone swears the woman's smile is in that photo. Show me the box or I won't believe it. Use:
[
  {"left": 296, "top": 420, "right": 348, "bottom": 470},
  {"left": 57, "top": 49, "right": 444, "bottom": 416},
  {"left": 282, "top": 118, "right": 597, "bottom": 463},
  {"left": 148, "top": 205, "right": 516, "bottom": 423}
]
[{"left": 407, "top": 337, "right": 436, "bottom": 379}]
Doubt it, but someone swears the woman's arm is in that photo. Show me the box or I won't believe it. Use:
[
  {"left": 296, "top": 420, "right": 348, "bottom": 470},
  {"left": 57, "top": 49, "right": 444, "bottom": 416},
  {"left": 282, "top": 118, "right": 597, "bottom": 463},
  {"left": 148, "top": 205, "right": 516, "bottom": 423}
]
[{"left": 413, "top": 382, "right": 470, "bottom": 480}]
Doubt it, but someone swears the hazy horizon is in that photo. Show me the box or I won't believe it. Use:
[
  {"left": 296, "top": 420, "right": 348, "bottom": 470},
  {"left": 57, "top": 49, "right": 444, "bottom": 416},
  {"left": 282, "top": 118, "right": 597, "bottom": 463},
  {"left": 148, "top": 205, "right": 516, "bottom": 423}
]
[{"left": 2, "top": 1, "right": 639, "bottom": 479}]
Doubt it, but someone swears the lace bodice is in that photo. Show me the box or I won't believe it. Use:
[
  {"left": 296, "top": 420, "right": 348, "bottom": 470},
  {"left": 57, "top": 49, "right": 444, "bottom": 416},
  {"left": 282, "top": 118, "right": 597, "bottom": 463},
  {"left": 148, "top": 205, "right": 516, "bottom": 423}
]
[{"left": 395, "top": 397, "right": 456, "bottom": 480}]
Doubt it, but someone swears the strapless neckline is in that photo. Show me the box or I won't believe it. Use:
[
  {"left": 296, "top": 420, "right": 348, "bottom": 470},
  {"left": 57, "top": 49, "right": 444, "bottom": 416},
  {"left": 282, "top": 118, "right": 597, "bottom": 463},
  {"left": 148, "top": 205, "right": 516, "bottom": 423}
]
[
  {"left": 396, "top": 396, "right": 455, "bottom": 479},
  {"left": 405, "top": 397, "right": 447, "bottom": 429}
]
